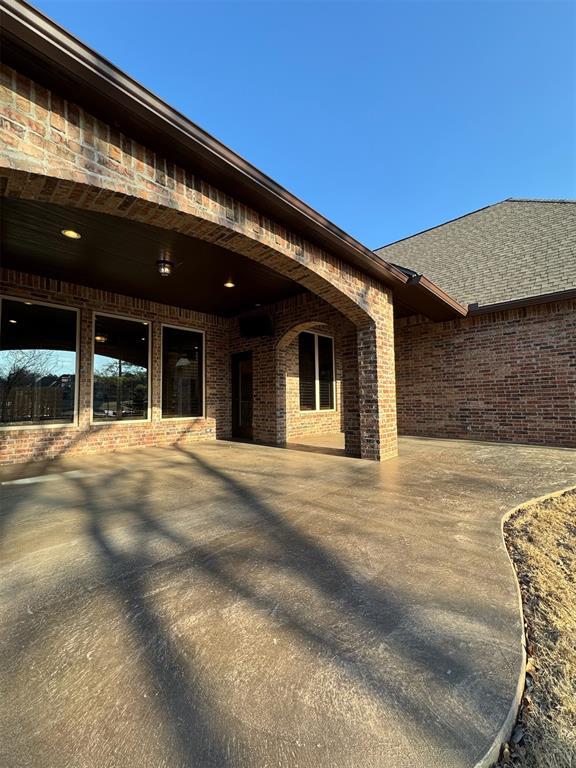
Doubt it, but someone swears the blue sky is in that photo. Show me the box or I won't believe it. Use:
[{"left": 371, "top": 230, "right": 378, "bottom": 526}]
[{"left": 33, "top": 0, "right": 575, "bottom": 247}]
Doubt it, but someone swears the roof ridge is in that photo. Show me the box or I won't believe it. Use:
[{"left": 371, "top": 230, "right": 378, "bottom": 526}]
[
  {"left": 504, "top": 198, "right": 576, "bottom": 204},
  {"left": 374, "top": 200, "right": 508, "bottom": 252}
]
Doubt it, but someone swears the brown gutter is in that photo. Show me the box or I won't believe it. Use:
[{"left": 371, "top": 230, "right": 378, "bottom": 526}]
[
  {"left": 1, "top": 0, "right": 409, "bottom": 291},
  {"left": 468, "top": 288, "right": 576, "bottom": 315}
]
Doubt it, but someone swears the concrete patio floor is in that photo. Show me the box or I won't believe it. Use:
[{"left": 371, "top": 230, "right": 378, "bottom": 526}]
[{"left": 1, "top": 437, "right": 575, "bottom": 768}]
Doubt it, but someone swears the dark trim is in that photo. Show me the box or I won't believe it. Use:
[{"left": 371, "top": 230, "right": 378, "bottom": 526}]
[
  {"left": 408, "top": 274, "right": 467, "bottom": 316},
  {"left": 1, "top": 0, "right": 409, "bottom": 290},
  {"left": 468, "top": 289, "right": 576, "bottom": 315}
]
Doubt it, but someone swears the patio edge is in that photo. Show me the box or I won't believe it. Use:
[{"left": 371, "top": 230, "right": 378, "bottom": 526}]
[{"left": 473, "top": 483, "right": 576, "bottom": 768}]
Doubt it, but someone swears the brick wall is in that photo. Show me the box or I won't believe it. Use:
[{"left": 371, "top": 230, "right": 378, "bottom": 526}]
[
  {"left": 1, "top": 273, "right": 359, "bottom": 464},
  {"left": 0, "top": 61, "right": 398, "bottom": 461},
  {"left": 230, "top": 293, "right": 356, "bottom": 447},
  {"left": 0, "top": 270, "right": 231, "bottom": 464},
  {"left": 395, "top": 299, "right": 576, "bottom": 447}
]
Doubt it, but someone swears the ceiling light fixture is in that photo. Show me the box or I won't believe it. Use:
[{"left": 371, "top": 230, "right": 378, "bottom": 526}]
[
  {"left": 156, "top": 258, "right": 174, "bottom": 277},
  {"left": 224, "top": 279, "right": 235, "bottom": 288},
  {"left": 24, "top": 301, "right": 33, "bottom": 306},
  {"left": 94, "top": 334, "right": 107, "bottom": 343},
  {"left": 61, "top": 229, "right": 81, "bottom": 240},
  {"left": 9, "top": 319, "right": 17, "bottom": 324}
]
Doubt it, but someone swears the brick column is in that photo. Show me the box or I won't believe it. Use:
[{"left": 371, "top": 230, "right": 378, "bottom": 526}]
[
  {"left": 357, "top": 305, "right": 398, "bottom": 461},
  {"left": 341, "top": 329, "right": 361, "bottom": 457}
]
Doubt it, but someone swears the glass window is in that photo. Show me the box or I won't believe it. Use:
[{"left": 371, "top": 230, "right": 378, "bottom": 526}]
[
  {"left": 162, "top": 326, "right": 204, "bottom": 418},
  {"left": 318, "top": 334, "right": 335, "bottom": 410},
  {"left": 0, "top": 298, "right": 77, "bottom": 426},
  {"left": 93, "top": 315, "right": 149, "bottom": 421},
  {"left": 298, "top": 332, "right": 316, "bottom": 410},
  {"left": 298, "top": 331, "right": 335, "bottom": 411}
]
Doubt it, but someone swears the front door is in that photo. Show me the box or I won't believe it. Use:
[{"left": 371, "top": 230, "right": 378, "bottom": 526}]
[{"left": 231, "top": 352, "right": 253, "bottom": 440}]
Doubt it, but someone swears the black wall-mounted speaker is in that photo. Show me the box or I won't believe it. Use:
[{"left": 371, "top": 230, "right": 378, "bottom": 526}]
[{"left": 239, "top": 315, "right": 273, "bottom": 338}]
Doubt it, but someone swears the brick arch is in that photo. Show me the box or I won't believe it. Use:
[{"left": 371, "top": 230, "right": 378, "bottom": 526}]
[
  {"left": 0, "top": 166, "right": 378, "bottom": 329},
  {"left": 276, "top": 320, "right": 330, "bottom": 351}
]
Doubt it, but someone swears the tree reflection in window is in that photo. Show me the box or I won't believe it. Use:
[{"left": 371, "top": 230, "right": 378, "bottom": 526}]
[
  {"left": 0, "top": 299, "right": 77, "bottom": 426},
  {"left": 92, "top": 315, "right": 149, "bottom": 421}
]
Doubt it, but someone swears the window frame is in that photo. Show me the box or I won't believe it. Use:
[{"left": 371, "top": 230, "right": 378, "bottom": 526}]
[
  {"left": 298, "top": 331, "right": 336, "bottom": 413},
  {"left": 90, "top": 311, "right": 152, "bottom": 426},
  {"left": 160, "top": 322, "right": 206, "bottom": 421},
  {"left": 0, "top": 295, "right": 80, "bottom": 431}
]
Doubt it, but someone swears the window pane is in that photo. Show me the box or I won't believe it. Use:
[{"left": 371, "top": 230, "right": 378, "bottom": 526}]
[
  {"left": 318, "top": 335, "right": 334, "bottom": 410},
  {"left": 162, "top": 326, "right": 203, "bottom": 418},
  {"left": 298, "top": 332, "right": 316, "bottom": 410},
  {"left": 0, "top": 299, "right": 77, "bottom": 426},
  {"left": 93, "top": 315, "right": 149, "bottom": 421}
]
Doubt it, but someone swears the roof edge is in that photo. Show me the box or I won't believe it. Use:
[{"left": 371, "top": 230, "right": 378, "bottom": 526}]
[
  {"left": 468, "top": 288, "right": 576, "bottom": 315},
  {"left": 375, "top": 197, "right": 576, "bottom": 252},
  {"left": 410, "top": 274, "right": 468, "bottom": 316},
  {"left": 373, "top": 201, "right": 506, "bottom": 252}
]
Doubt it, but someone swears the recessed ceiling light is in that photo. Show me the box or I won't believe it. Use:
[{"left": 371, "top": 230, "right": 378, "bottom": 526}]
[
  {"left": 9, "top": 319, "right": 17, "bottom": 324},
  {"left": 61, "top": 229, "right": 81, "bottom": 239},
  {"left": 24, "top": 301, "right": 33, "bottom": 305},
  {"left": 224, "top": 280, "right": 235, "bottom": 288},
  {"left": 157, "top": 258, "right": 174, "bottom": 277},
  {"left": 94, "top": 334, "right": 107, "bottom": 343},
  {"left": 140, "top": 337, "right": 146, "bottom": 341}
]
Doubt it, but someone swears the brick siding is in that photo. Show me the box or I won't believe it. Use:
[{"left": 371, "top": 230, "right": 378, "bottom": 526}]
[
  {"left": 0, "top": 270, "right": 230, "bottom": 464},
  {"left": 395, "top": 300, "right": 576, "bottom": 447}
]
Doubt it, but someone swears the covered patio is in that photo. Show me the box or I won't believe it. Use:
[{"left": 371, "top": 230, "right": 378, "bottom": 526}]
[{"left": 1, "top": 436, "right": 575, "bottom": 768}]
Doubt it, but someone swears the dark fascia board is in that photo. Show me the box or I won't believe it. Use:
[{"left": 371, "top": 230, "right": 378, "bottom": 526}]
[
  {"left": 394, "top": 274, "right": 468, "bottom": 321},
  {"left": 468, "top": 288, "right": 576, "bottom": 315},
  {"left": 410, "top": 274, "right": 467, "bottom": 316},
  {"left": 1, "top": 0, "right": 410, "bottom": 292}
]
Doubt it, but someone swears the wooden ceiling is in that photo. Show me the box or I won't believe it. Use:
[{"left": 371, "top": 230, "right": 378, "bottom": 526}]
[{"left": 1, "top": 198, "right": 306, "bottom": 317}]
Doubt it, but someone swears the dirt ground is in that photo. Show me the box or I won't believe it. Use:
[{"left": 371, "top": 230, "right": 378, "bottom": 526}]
[{"left": 496, "top": 489, "right": 576, "bottom": 767}]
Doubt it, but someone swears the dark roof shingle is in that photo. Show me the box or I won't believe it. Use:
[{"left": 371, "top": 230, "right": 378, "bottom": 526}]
[{"left": 375, "top": 199, "right": 576, "bottom": 307}]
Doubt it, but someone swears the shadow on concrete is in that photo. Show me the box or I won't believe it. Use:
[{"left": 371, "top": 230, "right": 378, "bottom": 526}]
[{"left": 0, "top": 439, "right": 517, "bottom": 768}]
